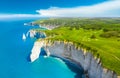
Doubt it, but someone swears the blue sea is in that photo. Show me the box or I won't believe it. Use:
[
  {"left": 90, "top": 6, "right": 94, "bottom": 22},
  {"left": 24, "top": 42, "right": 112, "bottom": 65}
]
[{"left": 0, "top": 18, "right": 83, "bottom": 78}]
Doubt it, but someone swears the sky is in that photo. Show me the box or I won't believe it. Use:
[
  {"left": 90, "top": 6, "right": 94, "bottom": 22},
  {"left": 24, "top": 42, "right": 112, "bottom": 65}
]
[{"left": 0, "top": 0, "right": 120, "bottom": 18}]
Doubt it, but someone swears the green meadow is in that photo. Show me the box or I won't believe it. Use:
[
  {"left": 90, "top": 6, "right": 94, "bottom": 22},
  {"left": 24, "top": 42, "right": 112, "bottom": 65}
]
[{"left": 34, "top": 18, "right": 120, "bottom": 75}]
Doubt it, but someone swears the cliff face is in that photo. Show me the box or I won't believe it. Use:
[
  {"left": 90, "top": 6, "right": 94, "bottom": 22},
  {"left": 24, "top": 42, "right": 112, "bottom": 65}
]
[
  {"left": 29, "top": 30, "right": 46, "bottom": 38},
  {"left": 29, "top": 35, "right": 118, "bottom": 78},
  {"left": 44, "top": 41, "right": 117, "bottom": 78}
]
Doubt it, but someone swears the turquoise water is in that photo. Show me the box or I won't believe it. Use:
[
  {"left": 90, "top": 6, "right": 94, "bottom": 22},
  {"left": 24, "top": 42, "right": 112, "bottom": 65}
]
[{"left": 0, "top": 18, "right": 83, "bottom": 78}]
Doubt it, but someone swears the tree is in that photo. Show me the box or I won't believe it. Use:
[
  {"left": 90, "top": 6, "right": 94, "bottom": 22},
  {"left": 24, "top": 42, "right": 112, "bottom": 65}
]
[{"left": 90, "top": 34, "right": 96, "bottom": 39}]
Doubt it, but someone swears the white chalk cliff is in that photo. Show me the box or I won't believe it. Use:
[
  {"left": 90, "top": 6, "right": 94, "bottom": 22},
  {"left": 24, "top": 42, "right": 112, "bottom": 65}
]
[{"left": 30, "top": 40, "right": 118, "bottom": 78}]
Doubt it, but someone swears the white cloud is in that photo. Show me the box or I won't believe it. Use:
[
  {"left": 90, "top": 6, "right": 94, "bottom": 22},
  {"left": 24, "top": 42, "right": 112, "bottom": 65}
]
[
  {"left": 37, "top": 0, "right": 120, "bottom": 17},
  {"left": 0, "top": 14, "right": 41, "bottom": 19}
]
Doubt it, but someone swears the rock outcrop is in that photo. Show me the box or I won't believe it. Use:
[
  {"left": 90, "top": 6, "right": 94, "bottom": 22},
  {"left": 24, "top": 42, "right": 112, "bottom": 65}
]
[
  {"left": 30, "top": 40, "right": 45, "bottom": 62},
  {"left": 30, "top": 39, "right": 50, "bottom": 62},
  {"left": 29, "top": 30, "right": 46, "bottom": 38}
]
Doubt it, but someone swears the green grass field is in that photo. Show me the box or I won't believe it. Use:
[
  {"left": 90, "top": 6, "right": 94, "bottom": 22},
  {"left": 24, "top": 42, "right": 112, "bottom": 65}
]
[{"left": 34, "top": 18, "right": 120, "bottom": 75}]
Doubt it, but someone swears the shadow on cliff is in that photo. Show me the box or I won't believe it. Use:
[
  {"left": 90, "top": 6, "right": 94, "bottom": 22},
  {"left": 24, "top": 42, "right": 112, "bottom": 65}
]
[{"left": 51, "top": 55, "right": 85, "bottom": 78}]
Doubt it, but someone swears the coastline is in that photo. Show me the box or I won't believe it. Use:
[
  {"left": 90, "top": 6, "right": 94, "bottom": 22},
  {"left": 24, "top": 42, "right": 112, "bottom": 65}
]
[{"left": 29, "top": 18, "right": 120, "bottom": 78}]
